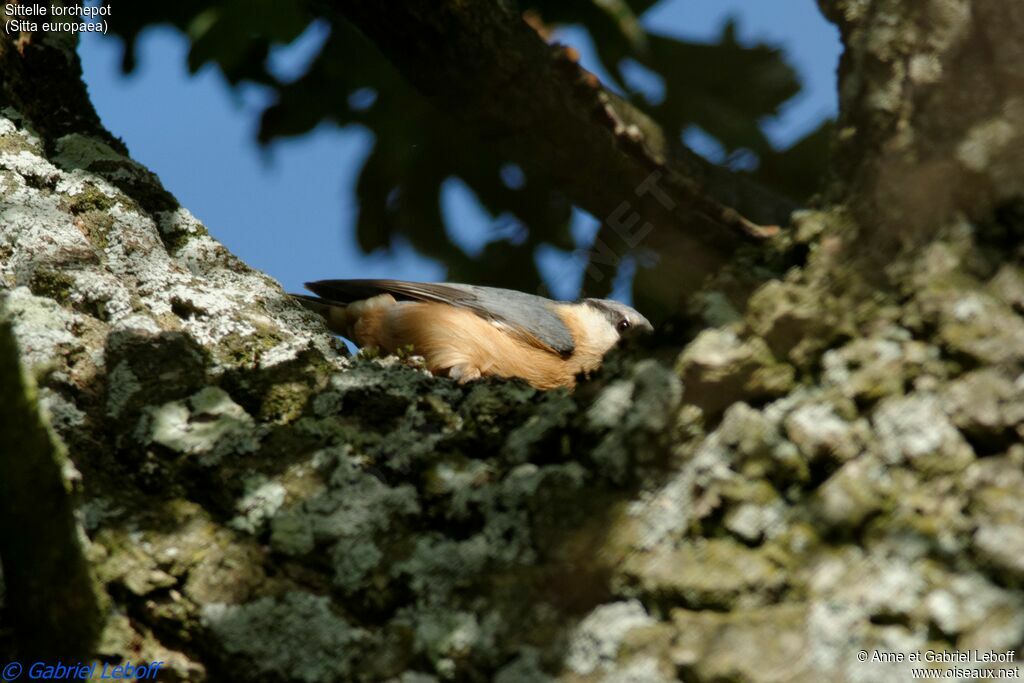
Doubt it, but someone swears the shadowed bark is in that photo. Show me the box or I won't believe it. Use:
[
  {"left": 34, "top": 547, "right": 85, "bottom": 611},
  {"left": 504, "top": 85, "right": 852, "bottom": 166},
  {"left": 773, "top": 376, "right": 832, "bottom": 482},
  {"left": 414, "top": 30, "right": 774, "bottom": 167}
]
[{"left": 0, "top": 321, "right": 102, "bottom": 660}]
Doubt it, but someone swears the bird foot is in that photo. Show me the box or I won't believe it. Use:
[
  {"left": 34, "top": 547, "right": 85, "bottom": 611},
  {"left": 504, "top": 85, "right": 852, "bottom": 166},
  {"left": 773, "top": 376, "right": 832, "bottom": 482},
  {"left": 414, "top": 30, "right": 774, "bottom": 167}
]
[{"left": 448, "top": 363, "right": 483, "bottom": 383}]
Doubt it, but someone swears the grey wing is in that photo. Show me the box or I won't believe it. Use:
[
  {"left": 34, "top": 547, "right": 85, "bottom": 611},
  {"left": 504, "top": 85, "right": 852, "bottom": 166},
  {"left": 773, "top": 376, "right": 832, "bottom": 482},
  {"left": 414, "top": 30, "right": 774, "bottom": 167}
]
[{"left": 305, "top": 279, "right": 576, "bottom": 356}]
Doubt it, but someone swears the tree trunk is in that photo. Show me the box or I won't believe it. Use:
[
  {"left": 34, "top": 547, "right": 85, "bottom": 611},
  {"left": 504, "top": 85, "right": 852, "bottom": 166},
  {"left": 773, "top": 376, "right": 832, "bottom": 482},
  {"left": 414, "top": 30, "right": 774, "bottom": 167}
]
[{"left": 2, "top": 2, "right": 1023, "bottom": 681}]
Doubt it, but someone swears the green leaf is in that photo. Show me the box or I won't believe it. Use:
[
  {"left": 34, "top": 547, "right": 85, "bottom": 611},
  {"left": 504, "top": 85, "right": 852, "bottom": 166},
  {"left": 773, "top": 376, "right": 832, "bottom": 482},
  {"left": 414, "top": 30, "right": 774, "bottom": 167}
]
[{"left": 640, "top": 26, "right": 800, "bottom": 154}]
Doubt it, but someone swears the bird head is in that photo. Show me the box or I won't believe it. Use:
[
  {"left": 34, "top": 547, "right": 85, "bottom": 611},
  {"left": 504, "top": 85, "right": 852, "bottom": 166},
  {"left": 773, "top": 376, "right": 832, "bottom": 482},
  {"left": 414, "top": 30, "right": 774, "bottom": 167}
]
[{"left": 580, "top": 298, "right": 654, "bottom": 338}]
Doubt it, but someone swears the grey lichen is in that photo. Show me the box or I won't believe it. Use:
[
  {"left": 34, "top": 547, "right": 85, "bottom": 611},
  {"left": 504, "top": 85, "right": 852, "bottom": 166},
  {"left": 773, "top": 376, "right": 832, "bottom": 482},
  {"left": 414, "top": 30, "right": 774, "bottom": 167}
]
[
  {"left": 137, "top": 387, "right": 262, "bottom": 465},
  {"left": 564, "top": 600, "right": 654, "bottom": 676},
  {"left": 872, "top": 393, "right": 975, "bottom": 473},
  {"left": 202, "top": 592, "right": 366, "bottom": 682}
]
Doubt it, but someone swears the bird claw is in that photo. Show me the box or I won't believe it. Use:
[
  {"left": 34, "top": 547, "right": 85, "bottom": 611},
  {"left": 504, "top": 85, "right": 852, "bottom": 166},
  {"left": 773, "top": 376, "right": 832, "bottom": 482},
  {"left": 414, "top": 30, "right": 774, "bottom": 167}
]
[{"left": 448, "top": 364, "right": 483, "bottom": 383}]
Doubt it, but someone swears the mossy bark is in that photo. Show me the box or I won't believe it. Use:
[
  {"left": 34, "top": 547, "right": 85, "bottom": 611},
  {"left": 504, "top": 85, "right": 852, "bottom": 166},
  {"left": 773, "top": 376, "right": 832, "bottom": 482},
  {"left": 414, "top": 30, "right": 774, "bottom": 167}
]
[
  {"left": 1, "top": 1, "right": 1023, "bottom": 681},
  {"left": 0, "top": 321, "right": 102, "bottom": 660}
]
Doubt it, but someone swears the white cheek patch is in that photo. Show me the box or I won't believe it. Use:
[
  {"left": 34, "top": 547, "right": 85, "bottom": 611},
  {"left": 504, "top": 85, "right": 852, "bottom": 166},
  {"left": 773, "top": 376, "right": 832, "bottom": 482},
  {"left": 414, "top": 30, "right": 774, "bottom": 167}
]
[{"left": 572, "top": 305, "right": 620, "bottom": 355}]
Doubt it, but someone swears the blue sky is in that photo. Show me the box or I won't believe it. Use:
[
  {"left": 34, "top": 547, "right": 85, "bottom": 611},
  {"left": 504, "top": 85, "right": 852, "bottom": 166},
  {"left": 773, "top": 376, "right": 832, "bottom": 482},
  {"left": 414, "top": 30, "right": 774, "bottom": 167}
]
[{"left": 79, "top": 1, "right": 840, "bottom": 301}]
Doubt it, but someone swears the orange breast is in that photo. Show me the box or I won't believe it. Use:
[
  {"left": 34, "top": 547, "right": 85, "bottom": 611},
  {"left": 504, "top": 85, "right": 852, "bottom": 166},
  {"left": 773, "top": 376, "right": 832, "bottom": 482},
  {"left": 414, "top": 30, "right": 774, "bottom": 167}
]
[{"left": 352, "top": 302, "right": 601, "bottom": 389}]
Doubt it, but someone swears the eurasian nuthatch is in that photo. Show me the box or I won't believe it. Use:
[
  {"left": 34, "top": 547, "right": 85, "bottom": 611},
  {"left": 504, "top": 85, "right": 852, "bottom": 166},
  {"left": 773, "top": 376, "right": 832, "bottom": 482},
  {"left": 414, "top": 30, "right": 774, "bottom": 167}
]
[{"left": 294, "top": 279, "right": 652, "bottom": 390}]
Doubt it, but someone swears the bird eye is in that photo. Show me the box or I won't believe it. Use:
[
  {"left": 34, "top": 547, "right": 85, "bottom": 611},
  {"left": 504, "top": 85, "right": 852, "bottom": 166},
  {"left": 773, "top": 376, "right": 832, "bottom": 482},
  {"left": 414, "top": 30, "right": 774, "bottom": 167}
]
[{"left": 616, "top": 319, "right": 631, "bottom": 332}]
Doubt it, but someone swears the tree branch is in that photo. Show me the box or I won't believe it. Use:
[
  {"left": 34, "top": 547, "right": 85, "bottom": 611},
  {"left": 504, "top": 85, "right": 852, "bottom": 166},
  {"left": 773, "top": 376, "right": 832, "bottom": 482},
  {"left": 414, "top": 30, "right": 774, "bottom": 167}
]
[{"left": 330, "top": 0, "right": 796, "bottom": 261}]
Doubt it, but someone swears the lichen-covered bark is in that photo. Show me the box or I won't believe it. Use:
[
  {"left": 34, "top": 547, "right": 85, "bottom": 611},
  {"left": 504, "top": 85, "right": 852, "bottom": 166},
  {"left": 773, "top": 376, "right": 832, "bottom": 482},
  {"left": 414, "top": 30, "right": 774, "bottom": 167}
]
[
  {"left": 2, "top": 2, "right": 1024, "bottom": 682},
  {"left": 823, "top": 0, "right": 1024, "bottom": 242},
  {"left": 0, "top": 105, "right": 681, "bottom": 677}
]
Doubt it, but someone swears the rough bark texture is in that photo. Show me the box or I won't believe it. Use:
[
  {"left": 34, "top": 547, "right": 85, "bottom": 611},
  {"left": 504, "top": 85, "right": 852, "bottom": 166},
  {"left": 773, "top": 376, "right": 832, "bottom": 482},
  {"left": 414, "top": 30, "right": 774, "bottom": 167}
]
[
  {"left": 2, "top": 2, "right": 1024, "bottom": 682},
  {"left": 0, "top": 320, "right": 102, "bottom": 659},
  {"left": 824, "top": 0, "right": 1024, "bottom": 242}
]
